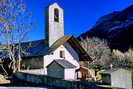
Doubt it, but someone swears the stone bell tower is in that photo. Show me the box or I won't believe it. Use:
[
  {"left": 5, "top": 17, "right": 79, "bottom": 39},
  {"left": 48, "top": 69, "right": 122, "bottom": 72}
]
[{"left": 45, "top": 3, "right": 64, "bottom": 47}]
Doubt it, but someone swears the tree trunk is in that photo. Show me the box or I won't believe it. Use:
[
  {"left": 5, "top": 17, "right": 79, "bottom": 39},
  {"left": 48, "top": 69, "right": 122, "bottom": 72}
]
[{"left": 18, "top": 54, "right": 22, "bottom": 71}]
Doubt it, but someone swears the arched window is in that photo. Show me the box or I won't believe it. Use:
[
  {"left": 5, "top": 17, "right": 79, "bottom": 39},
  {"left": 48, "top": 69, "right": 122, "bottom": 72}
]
[{"left": 54, "top": 8, "right": 59, "bottom": 22}]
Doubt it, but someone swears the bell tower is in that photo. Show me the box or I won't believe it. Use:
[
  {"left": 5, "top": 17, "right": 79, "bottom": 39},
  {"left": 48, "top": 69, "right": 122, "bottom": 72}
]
[{"left": 45, "top": 3, "right": 64, "bottom": 47}]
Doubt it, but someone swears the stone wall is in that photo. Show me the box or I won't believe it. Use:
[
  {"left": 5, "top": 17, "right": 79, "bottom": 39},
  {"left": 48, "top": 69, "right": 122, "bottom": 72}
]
[
  {"left": 15, "top": 72, "right": 124, "bottom": 89},
  {"left": 21, "top": 69, "right": 44, "bottom": 75}
]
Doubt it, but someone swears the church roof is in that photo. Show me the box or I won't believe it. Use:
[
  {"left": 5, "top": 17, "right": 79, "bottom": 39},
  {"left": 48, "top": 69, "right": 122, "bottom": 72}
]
[
  {"left": 49, "top": 35, "right": 92, "bottom": 61},
  {"left": 0, "top": 36, "right": 92, "bottom": 62},
  {"left": 20, "top": 40, "right": 48, "bottom": 57},
  {"left": 48, "top": 36, "right": 72, "bottom": 53},
  {"left": 47, "top": 59, "right": 76, "bottom": 68},
  {"left": 0, "top": 40, "right": 48, "bottom": 59}
]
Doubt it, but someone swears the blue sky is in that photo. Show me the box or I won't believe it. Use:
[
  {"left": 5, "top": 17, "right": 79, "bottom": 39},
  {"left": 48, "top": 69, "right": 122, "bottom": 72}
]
[{"left": 24, "top": 0, "right": 133, "bottom": 41}]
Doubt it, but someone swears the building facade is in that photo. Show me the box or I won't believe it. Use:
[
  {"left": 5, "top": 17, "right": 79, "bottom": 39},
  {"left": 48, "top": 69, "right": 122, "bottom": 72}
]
[
  {"left": 101, "top": 68, "right": 132, "bottom": 89},
  {"left": 1, "top": 3, "right": 92, "bottom": 80}
]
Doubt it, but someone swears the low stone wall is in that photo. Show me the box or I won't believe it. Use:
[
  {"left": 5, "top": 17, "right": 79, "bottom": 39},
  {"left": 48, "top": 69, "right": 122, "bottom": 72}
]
[
  {"left": 15, "top": 72, "right": 124, "bottom": 89},
  {"left": 21, "top": 69, "right": 44, "bottom": 75}
]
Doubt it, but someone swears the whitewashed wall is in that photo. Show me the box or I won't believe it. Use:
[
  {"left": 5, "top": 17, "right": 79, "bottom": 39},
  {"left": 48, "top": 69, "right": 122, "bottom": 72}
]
[
  {"left": 43, "top": 42, "right": 80, "bottom": 75},
  {"left": 111, "top": 69, "right": 132, "bottom": 89},
  {"left": 64, "top": 69, "right": 76, "bottom": 80}
]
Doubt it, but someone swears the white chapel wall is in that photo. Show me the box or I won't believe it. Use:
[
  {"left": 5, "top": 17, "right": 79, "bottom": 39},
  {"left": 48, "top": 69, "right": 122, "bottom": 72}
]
[{"left": 43, "top": 43, "right": 80, "bottom": 74}]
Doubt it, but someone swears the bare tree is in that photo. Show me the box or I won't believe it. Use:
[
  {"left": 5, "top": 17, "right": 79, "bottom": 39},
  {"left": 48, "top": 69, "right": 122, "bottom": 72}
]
[
  {"left": 79, "top": 37, "right": 112, "bottom": 68},
  {"left": 79, "top": 36, "right": 133, "bottom": 69},
  {"left": 125, "top": 48, "right": 133, "bottom": 64},
  {"left": 112, "top": 49, "right": 133, "bottom": 68},
  {"left": 0, "top": 0, "right": 34, "bottom": 74}
]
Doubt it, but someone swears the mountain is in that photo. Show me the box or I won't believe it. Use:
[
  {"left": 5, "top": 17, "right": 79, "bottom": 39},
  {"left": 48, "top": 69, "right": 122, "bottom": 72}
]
[{"left": 78, "top": 5, "right": 133, "bottom": 52}]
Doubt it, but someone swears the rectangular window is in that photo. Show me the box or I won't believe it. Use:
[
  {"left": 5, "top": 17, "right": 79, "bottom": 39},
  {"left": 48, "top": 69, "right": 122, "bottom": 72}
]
[{"left": 60, "top": 50, "right": 65, "bottom": 58}]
